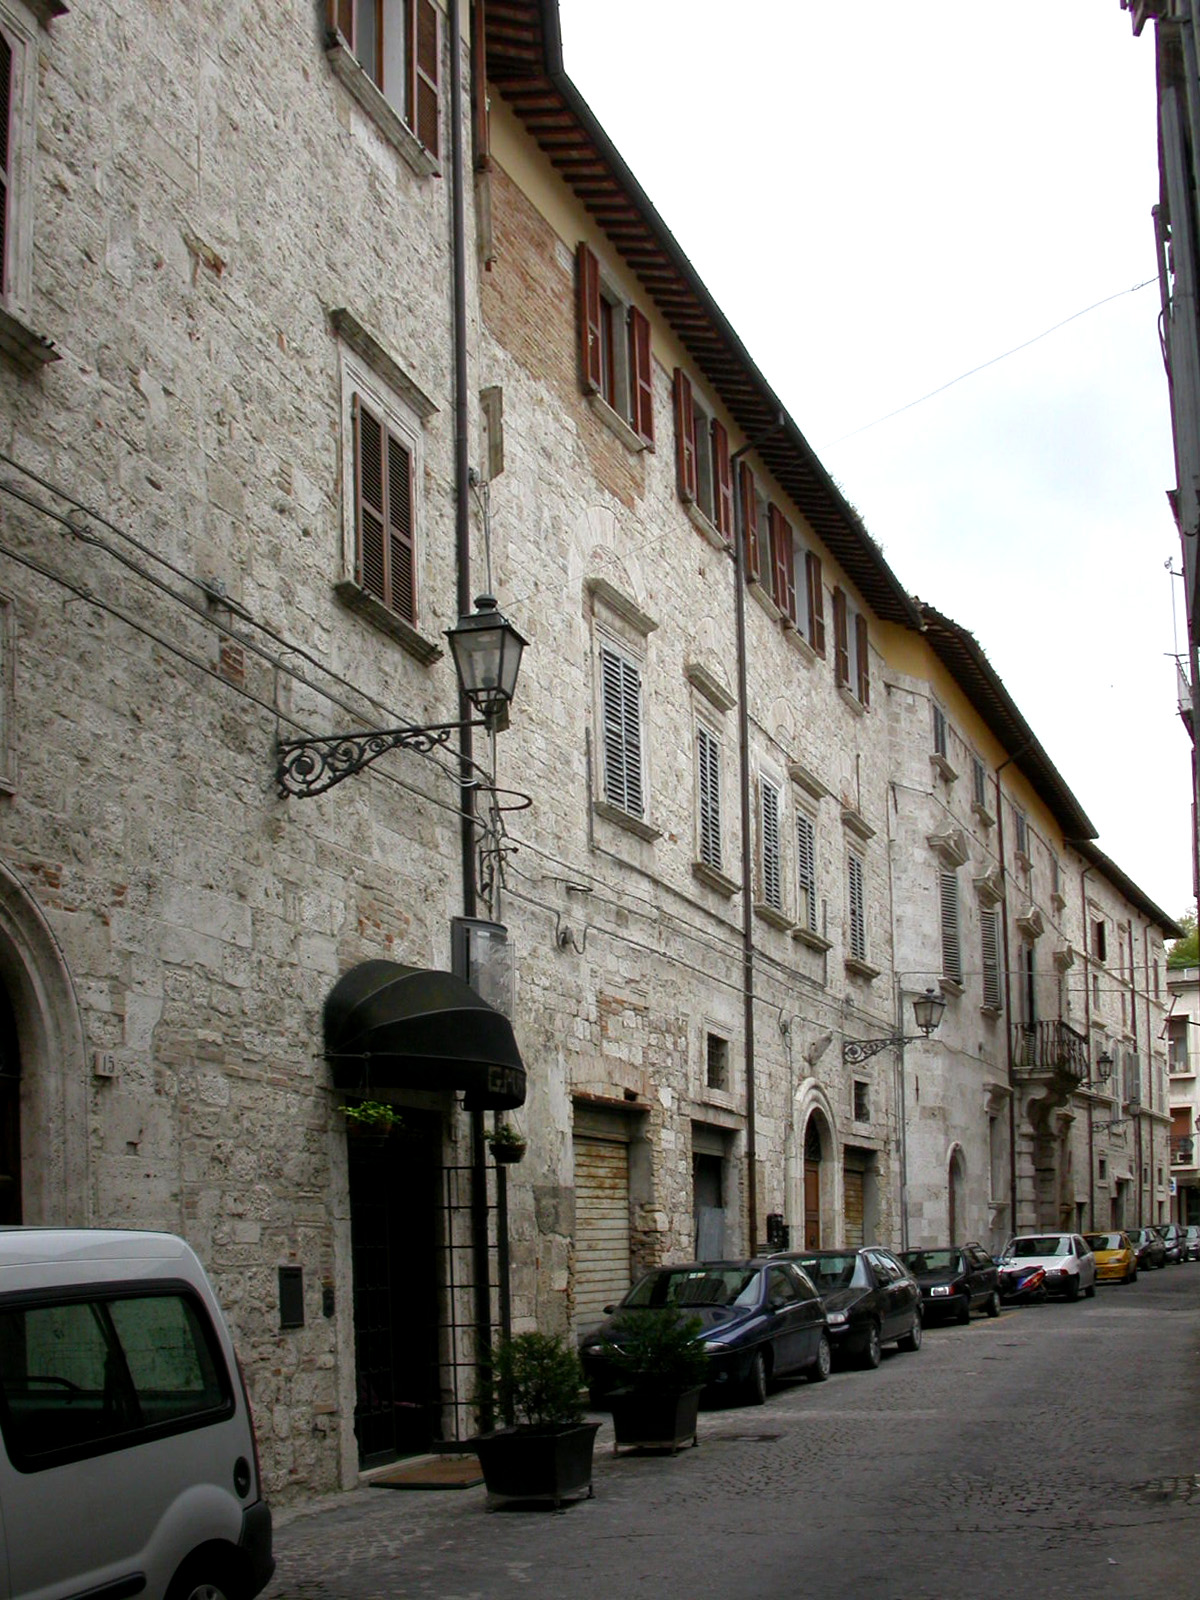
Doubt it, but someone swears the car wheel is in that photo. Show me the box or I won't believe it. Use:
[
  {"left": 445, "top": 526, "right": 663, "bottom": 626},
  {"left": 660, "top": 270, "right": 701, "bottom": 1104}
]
[
  {"left": 898, "top": 1314, "right": 922, "bottom": 1353},
  {"left": 858, "top": 1321, "right": 882, "bottom": 1370},
  {"left": 955, "top": 1294, "right": 970, "bottom": 1324},
  {"left": 743, "top": 1350, "right": 768, "bottom": 1406},
  {"left": 1085, "top": 1281, "right": 1096, "bottom": 1299},
  {"left": 1065, "top": 1276, "right": 1080, "bottom": 1302},
  {"left": 165, "top": 1559, "right": 240, "bottom": 1600},
  {"left": 1128, "top": 1268, "right": 1138, "bottom": 1283},
  {"left": 808, "top": 1332, "right": 831, "bottom": 1383},
  {"left": 986, "top": 1290, "right": 1001, "bottom": 1318}
]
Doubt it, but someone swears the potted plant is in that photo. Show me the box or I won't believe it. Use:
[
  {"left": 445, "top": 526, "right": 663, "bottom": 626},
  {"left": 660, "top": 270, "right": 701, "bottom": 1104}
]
[
  {"left": 601, "top": 1309, "right": 708, "bottom": 1455},
  {"left": 472, "top": 1331, "right": 599, "bottom": 1509},
  {"left": 337, "top": 1099, "right": 404, "bottom": 1141},
  {"left": 486, "top": 1122, "right": 527, "bottom": 1164}
]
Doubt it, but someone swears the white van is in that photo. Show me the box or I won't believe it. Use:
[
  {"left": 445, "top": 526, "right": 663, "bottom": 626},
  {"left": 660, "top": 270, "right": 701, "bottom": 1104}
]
[{"left": 0, "top": 1228, "right": 274, "bottom": 1600}]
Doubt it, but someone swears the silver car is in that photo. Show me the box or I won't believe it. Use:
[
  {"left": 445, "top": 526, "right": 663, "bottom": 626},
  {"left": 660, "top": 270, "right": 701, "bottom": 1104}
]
[{"left": 1000, "top": 1232, "right": 1097, "bottom": 1301}]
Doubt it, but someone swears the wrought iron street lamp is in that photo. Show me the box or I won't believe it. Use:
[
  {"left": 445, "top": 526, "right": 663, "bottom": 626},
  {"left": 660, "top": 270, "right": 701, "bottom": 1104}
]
[
  {"left": 276, "top": 594, "right": 527, "bottom": 798},
  {"left": 843, "top": 987, "right": 947, "bottom": 1065}
]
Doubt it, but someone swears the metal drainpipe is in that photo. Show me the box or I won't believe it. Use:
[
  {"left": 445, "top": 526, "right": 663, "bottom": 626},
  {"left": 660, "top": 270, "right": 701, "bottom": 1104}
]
[
  {"left": 1080, "top": 866, "right": 1094, "bottom": 1228},
  {"left": 729, "top": 442, "right": 757, "bottom": 1253},
  {"left": 1131, "top": 920, "right": 1145, "bottom": 1228},
  {"left": 993, "top": 758, "right": 1019, "bottom": 1233},
  {"left": 449, "top": 0, "right": 493, "bottom": 1431}
]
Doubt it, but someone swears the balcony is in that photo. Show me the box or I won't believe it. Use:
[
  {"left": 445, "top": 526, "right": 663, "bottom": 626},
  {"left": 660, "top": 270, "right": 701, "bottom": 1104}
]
[
  {"left": 1011, "top": 1020, "right": 1090, "bottom": 1086},
  {"left": 1171, "top": 1135, "right": 1196, "bottom": 1168}
]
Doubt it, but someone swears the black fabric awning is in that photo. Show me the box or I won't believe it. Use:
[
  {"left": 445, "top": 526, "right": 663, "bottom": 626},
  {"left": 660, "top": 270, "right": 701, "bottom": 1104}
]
[{"left": 323, "top": 960, "right": 526, "bottom": 1110}]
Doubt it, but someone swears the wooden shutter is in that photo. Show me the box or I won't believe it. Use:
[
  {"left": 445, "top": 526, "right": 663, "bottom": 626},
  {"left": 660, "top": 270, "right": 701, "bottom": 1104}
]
[
  {"left": 697, "top": 724, "right": 721, "bottom": 870},
  {"left": 847, "top": 850, "right": 866, "bottom": 961},
  {"left": 712, "top": 420, "right": 733, "bottom": 540},
  {"left": 855, "top": 612, "right": 870, "bottom": 706},
  {"left": 471, "top": 0, "right": 489, "bottom": 168},
  {"left": 806, "top": 551, "right": 825, "bottom": 656},
  {"left": 413, "top": 0, "right": 440, "bottom": 156},
  {"left": 843, "top": 1161, "right": 865, "bottom": 1249},
  {"left": 353, "top": 394, "right": 414, "bottom": 622},
  {"left": 761, "top": 777, "right": 782, "bottom": 910},
  {"left": 577, "top": 243, "right": 602, "bottom": 394},
  {"left": 739, "top": 462, "right": 760, "bottom": 583},
  {"left": 629, "top": 306, "right": 654, "bottom": 444},
  {"left": 573, "top": 1132, "right": 631, "bottom": 1332},
  {"left": 796, "top": 812, "right": 817, "bottom": 931},
  {"left": 940, "top": 870, "right": 962, "bottom": 984},
  {"left": 769, "top": 505, "right": 797, "bottom": 623},
  {"left": 601, "top": 644, "right": 643, "bottom": 817},
  {"left": 0, "top": 31, "right": 10, "bottom": 301},
  {"left": 832, "top": 586, "right": 849, "bottom": 687},
  {"left": 674, "top": 369, "right": 696, "bottom": 503},
  {"left": 981, "top": 910, "right": 1001, "bottom": 1010},
  {"left": 327, "top": 0, "right": 354, "bottom": 44}
]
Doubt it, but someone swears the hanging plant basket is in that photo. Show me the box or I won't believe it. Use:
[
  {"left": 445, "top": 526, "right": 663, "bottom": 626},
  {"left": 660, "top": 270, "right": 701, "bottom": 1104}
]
[
  {"left": 487, "top": 1124, "right": 527, "bottom": 1164},
  {"left": 339, "top": 1100, "right": 404, "bottom": 1144}
]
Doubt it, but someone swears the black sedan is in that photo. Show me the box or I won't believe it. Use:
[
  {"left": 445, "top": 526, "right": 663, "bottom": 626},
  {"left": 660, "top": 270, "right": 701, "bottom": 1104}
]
[
  {"left": 778, "top": 1247, "right": 922, "bottom": 1368},
  {"left": 898, "top": 1243, "right": 1001, "bottom": 1323},
  {"left": 1128, "top": 1226, "right": 1167, "bottom": 1270},
  {"left": 578, "top": 1259, "right": 830, "bottom": 1407}
]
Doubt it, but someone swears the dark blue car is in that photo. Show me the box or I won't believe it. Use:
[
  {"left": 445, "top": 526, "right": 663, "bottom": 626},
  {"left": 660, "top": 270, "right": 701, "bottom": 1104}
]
[{"left": 578, "top": 1259, "right": 831, "bottom": 1407}]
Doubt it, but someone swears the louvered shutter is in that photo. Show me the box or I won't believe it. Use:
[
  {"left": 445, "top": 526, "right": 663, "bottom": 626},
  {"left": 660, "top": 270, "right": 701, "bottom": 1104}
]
[
  {"left": 833, "top": 587, "right": 849, "bottom": 688},
  {"left": 601, "top": 645, "right": 643, "bottom": 817},
  {"left": 740, "top": 462, "right": 760, "bottom": 583},
  {"left": 387, "top": 429, "right": 415, "bottom": 622},
  {"left": 413, "top": 0, "right": 440, "bottom": 155},
  {"left": 806, "top": 551, "right": 825, "bottom": 655},
  {"left": 674, "top": 369, "right": 696, "bottom": 503},
  {"left": 981, "top": 910, "right": 1001, "bottom": 1010},
  {"left": 796, "top": 812, "right": 817, "bottom": 932},
  {"left": 578, "top": 244, "right": 602, "bottom": 394},
  {"left": 354, "top": 394, "right": 414, "bottom": 622},
  {"left": 629, "top": 306, "right": 654, "bottom": 444},
  {"left": 940, "top": 871, "right": 962, "bottom": 984},
  {"left": 697, "top": 724, "right": 721, "bottom": 870},
  {"left": 848, "top": 851, "right": 866, "bottom": 961},
  {"left": 712, "top": 420, "right": 733, "bottom": 539},
  {"left": 769, "top": 506, "right": 797, "bottom": 623},
  {"left": 761, "top": 778, "right": 782, "bottom": 910},
  {"left": 855, "top": 612, "right": 870, "bottom": 706},
  {"left": 0, "top": 31, "right": 10, "bottom": 301}
]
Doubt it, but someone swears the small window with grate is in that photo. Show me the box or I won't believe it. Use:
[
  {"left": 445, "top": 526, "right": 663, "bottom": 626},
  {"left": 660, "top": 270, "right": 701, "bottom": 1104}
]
[
  {"left": 706, "top": 1033, "right": 729, "bottom": 1092},
  {"left": 853, "top": 1080, "right": 870, "bottom": 1122}
]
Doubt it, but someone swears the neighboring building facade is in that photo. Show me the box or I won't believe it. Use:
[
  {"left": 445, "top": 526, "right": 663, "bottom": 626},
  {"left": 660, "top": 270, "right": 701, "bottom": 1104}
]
[
  {"left": 0, "top": 0, "right": 1181, "bottom": 1509},
  {"left": 1167, "top": 964, "right": 1200, "bottom": 1222}
]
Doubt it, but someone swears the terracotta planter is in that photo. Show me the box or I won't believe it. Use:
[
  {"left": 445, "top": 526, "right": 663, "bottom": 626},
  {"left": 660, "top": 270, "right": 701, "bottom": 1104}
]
[
  {"left": 608, "top": 1386, "right": 703, "bottom": 1455},
  {"left": 489, "top": 1141, "right": 526, "bottom": 1164},
  {"left": 473, "top": 1421, "right": 600, "bottom": 1509}
]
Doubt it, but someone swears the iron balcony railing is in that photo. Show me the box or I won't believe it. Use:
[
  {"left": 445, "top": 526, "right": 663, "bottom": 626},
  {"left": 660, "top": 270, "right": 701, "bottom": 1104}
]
[{"left": 1010, "top": 1019, "right": 1090, "bottom": 1081}]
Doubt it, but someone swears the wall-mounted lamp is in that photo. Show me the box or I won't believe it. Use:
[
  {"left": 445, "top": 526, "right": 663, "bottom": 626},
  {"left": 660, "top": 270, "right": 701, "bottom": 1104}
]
[
  {"left": 843, "top": 988, "right": 946, "bottom": 1066},
  {"left": 276, "top": 595, "right": 527, "bottom": 798}
]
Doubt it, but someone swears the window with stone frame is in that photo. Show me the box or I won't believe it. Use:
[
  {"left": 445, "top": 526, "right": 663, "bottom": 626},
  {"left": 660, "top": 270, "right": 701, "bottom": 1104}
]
[
  {"left": 832, "top": 587, "right": 870, "bottom": 707},
  {"left": 696, "top": 721, "right": 723, "bottom": 873},
  {"left": 760, "top": 775, "right": 784, "bottom": 914},
  {"left": 577, "top": 244, "right": 654, "bottom": 447},
  {"left": 706, "top": 1032, "right": 730, "bottom": 1092},
  {"left": 735, "top": 465, "right": 824, "bottom": 651},
  {"left": 940, "top": 869, "right": 963, "bottom": 985},
  {"left": 853, "top": 1079, "right": 870, "bottom": 1122},
  {"left": 599, "top": 638, "right": 645, "bottom": 820},
  {"left": 972, "top": 754, "right": 989, "bottom": 810},
  {"left": 796, "top": 810, "right": 818, "bottom": 934},
  {"left": 674, "top": 370, "right": 733, "bottom": 541},
  {"left": 981, "top": 907, "right": 1002, "bottom": 1012},
  {"left": 847, "top": 848, "right": 867, "bottom": 962},
  {"left": 0, "top": 1, "right": 57, "bottom": 372},
  {"left": 325, "top": 0, "right": 440, "bottom": 161}
]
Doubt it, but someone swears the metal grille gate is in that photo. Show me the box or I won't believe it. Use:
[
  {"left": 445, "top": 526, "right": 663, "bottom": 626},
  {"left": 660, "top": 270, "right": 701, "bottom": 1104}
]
[{"left": 436, "top": 1162, "right": 503, "bottom": 1447}]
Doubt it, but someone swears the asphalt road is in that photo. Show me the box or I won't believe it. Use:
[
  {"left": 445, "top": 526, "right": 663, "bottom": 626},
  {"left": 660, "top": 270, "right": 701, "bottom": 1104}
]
[{"left": 264, "top": 1265, "right": 1200, "bottom": 1599}]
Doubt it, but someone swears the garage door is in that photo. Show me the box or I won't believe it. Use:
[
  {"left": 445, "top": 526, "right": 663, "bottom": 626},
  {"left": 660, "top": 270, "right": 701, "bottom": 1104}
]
[
  {"left": 844, "top": 1160, "right": 865, "bottom": 1249},
  {"left": 573, "top": 1134, "right": 631, "bottom": 1334}
]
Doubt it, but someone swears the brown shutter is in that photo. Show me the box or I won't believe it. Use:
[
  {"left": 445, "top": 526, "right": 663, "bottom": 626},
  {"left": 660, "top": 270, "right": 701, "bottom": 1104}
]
[
  {"left": 0, "top": 30, "right": 11, "bottom": 300},
  {"left": 471, "top": 0, "right": 490, "bottom": 169},
  {"left": 578, "top": 244, "right": 602, "bottom": 393},
  {"left": 327, "top": 0, "right": 353, "bottom": 44},
  {"left": 739, "top": 461, "right": 760, "bottom": 583},
  {"left": 354, "top": 394, "right": 387, "bottom": 604},
  {"left": 387, "top": 430, "right": 416, "bottom": 623},
  {"left": 712, "top": 420, "right": 733, "bottom": 540},
  {"left": 674, "top": 369, "right": 696, "bottom": 503},
  {"left": 855, "top": 612, "right": 870, "bottom": 706},
  {"left": 770, "top": 505, "right": 797, "bottom": 622},
  {"left": 629, "top": 306, "right": 654, "bottom": 445},
  {"left": 806, "top": 551, "right": 825, "bottom": 656},
  {"left": 833, "top": 586, "right": 849, "bottom": 687},
  {"left": 413, "top": 0, "right": 440, "bottom": 157}
]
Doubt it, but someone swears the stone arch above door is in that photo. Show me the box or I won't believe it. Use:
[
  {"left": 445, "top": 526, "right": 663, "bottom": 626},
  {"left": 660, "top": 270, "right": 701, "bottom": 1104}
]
[
  {"left": 0, "top": 861, "right": 88, "bottom": 1225},
  {"left": 790, "top": 1076, "right": 841, "bottom": 1250}
]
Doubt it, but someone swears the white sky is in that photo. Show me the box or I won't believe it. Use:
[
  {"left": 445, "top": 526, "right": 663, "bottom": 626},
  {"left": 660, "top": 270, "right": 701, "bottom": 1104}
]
[{"left": 555, "top": 0, "right": 1191, "bottom": 922}]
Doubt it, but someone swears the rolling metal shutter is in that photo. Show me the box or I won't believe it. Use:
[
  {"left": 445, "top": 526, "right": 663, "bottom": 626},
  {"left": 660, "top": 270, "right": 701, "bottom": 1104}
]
[{"left": 573, "top": 1133, "right": 631, "bottom": 1334}]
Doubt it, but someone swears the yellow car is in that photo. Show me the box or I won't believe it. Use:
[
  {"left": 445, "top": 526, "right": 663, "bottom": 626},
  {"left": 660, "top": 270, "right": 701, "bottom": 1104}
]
[{"left": 1084, "top": 1230, "right": 1138, "bottom": 1284}]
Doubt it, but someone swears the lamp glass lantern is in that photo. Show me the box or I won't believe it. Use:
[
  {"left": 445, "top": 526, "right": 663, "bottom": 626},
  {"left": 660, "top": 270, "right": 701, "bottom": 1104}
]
[
  {"left": 446, "top": 594, "right": 527, "bottom": 726},
  {"left": 1095, "top": 1049, "right": 1114, "bottom": 1084},
  {"left": 911, "top": 987, "right": 946, "bottom": 1038}
]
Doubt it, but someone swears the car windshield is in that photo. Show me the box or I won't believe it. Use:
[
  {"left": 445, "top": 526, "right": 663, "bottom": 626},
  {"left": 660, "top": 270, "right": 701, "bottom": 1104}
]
[
  {"left": 623, "top": 1267, "right": 760, "bottom": 1310},
  {"left": 791, "top": 1253, "right": 870, "bottom": 1291},
  {"left": 1007, "top": 1235, "right": 1069, "bottom": 1258},
  {"left": 1084, "top": 1233, "right": 1123, "bottom": 1251},
  {"left": 899, "top": 1249, "right": 960, "bottom": 1274}
]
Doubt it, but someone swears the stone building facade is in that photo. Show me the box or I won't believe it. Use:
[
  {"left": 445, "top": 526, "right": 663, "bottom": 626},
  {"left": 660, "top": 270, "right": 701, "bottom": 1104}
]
[{"left": 0, "top": 0, "right": 1179, "bottom": 1508}]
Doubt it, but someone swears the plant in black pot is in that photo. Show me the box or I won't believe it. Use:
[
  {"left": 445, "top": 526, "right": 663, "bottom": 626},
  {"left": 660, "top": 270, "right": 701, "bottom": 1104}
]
[
  {"left": 601, "top": 1308, "right": 709, "bottom": 1455},
  {"left": 473, "top": 1332, "right": 599, "bottom": 1510}
]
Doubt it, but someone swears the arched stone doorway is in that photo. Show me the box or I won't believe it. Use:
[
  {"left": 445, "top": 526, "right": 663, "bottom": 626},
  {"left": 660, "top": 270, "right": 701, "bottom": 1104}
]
[
  {"left": 804, "top": 1118, "right": 823, "bottom": 1247},
  {"left": 948, "top": 1145, "right": 967, "bottom": 1242},
  {"left": 789, "top": 1077, "right": 839, "bottom": 1251}
]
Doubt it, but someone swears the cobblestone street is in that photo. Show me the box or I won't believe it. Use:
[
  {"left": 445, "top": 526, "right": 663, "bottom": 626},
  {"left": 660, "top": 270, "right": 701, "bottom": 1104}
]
[{"left": 263, "top": 1269, "right": 1200, "bottom": 1599}]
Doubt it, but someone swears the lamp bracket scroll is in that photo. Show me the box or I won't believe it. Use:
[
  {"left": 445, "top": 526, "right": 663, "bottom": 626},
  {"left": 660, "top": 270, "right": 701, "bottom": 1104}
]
[{"left": 842, "top": 987, "right": 946, "bottom": 1065}]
